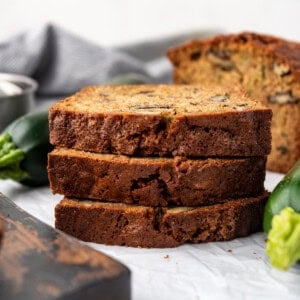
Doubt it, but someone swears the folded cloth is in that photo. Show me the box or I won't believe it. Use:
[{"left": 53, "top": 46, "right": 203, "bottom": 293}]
[{"left": 0, "top": 23, "right": 219, "bottom": 98}]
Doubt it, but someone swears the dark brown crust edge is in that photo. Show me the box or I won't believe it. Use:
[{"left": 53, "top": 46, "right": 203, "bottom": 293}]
[
  {"left": 55, "top": 191, "right": 269, "bottom": 248},
  {"left": 48, "top": 149, "right": 267, "bottom": 206}
]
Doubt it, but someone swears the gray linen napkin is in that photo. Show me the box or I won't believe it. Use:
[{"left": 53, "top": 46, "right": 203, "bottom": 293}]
[{"left": 0, "top": 24, "right": 219, "bottom": 98}]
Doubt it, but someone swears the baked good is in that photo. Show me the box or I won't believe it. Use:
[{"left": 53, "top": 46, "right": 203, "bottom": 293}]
[
  {"left": 167, "top": 32, "right": 300, "bottom": 173},
  {"left": 49, "top": 84, "right": 272, "bottom": 157},
  {"left": 0, "top": 221, "right": 3, "bottom": 247},
  {"left": 48, "top": 148, "right": 266, "bottom": 206},
  {"left": 55, "top": 191, "right": 269, "bottom": 248}
]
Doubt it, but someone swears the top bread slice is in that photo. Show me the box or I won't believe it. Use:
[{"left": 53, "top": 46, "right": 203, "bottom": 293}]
[
  {"left": 49, "top": 84, "right": 271, "bottom": 157},
  {"left": 167, "top": 32, "right": 300, "bottom": 172}
]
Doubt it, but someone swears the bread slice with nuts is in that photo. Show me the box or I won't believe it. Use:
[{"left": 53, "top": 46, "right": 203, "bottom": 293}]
[
  {"left": 55, "top": 191, "right": 269, "bottom": 248},
  {"left": 167, "top": 32, "right": 300, "bottom": 173},
  {"left": 49, "top": 84, "right": 271, "bottom": 157},
  {"left": 48, "top": 148, "right": 266, "bottom": 206}
]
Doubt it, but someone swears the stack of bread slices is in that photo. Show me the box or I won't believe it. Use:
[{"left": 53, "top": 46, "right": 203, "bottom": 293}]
[{"left": 48, "top": 84, "right": 271, "bottom": 248}]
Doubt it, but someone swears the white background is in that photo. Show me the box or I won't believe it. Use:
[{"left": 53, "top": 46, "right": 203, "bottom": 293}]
[{"left": 1, "top": 0, "right": 300, "bottom": 46}]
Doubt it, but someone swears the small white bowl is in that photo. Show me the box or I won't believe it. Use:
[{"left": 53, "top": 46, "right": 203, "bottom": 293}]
[{"left": 0, "top": 73, "right": 38, "bottom": 132}]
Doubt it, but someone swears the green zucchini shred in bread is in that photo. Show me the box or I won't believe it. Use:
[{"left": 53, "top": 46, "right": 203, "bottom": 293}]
[
  {"left": 49, "top": 84, "right": 272, "bottom": 157},
  {"left": 167, "top": 32, "right": 300, "bottom": 173}
]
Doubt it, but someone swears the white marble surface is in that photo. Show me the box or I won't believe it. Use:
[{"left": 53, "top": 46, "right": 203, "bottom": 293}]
[{"left": 1, "top": 171, "right": 300, "bottom": 300}]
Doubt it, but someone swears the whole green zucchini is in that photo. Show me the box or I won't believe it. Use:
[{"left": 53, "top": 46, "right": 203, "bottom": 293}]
[
  {"left": 0, "top": 111, "right": 52, "bottom": 186},
  {"left": 263, "top": 160, "right": 300, "bottom": 233}
]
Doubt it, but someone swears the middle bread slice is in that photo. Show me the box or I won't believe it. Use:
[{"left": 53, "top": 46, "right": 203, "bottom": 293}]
[{"left": 48, "top": 148, "right": 266, "bottom": 206}]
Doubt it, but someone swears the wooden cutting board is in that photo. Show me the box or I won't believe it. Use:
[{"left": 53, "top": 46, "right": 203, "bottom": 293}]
[{"left": 0, "top": 193, "right": 131, "bottom": 300}]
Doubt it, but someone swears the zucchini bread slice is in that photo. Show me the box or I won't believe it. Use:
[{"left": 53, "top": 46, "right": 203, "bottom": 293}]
[
  {"left": 167, "top": 32, "right": 300, "bottom": 173},
  {"left": 49, "top": 84, "right": 271, "bottom": 157},
  {"left": 48, "top": 148, "right": 266, "bottom": 206},
  {"left": 55, "top": 191, "right": 269, "bottom": 248}
]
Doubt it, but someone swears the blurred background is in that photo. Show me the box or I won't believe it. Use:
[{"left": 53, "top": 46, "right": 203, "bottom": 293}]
[{"left": 1, "top": 0, "right": 299, "bottom": 46}]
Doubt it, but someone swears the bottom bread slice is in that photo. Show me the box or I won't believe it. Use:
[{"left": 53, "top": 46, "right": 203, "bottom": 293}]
[{"left": 55, "top": 191, "right": 269, "bottom": 248}]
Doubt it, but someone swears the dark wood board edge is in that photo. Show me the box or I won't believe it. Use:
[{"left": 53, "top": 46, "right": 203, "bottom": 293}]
[{"left": 0, "top": 192, "right": 131, "bottom": 300}]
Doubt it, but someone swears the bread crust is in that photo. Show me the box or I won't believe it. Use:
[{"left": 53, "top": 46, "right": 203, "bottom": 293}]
[
  {"left": 49, "top": 148, "right": 266, "bottom": 206},
  {"left": 55, "top": 191, "right": 269, "bottom": 248}
]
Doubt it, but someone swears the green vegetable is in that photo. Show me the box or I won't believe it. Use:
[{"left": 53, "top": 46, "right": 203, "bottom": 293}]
[
  {"left": 266, "top": 207, "right": 300, "bottom": 270},
  {"left": 264, "top": 160, "right": 300, "bottom": 270},
  {"left": 263, "top": 160, "right": 300, "bottom": 233},
  {"left": 0, "top": 111, "right": 52, "bottom": 186}
]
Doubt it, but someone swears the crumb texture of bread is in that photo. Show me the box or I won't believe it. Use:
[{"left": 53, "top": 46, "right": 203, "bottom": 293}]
[
  {"left": 167, "top": 32, "right": 300, "bottom": 173},
  {"left": 49, "top": 148, "right": 266, "bottom": 206},
  {"left": 49, "top": 84, "right": 272, "bottom": 157},
  {"left": 55, "top": 191, "right": 268, "bottom": 248}
]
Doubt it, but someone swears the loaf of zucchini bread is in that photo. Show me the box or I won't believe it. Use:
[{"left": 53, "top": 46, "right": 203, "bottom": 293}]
[
  {"left": 55, "top": 191, "right": 269, "bottom": 248},
  {"left": 48, "top": 148, "right": 266, "bottom": 206},
  {"left": 167, "top": 32, "right": 300, "bottom": 173},
  {"left": 49, "top": 84, "right": 271, "bottom": 157}
]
